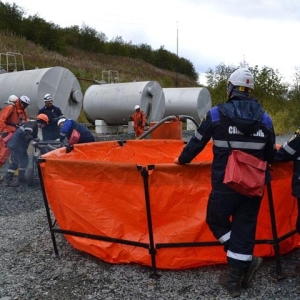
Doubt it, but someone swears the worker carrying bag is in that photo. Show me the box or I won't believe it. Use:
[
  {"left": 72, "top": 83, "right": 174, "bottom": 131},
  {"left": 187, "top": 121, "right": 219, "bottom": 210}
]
[
  {"left": 223, "top": 149, "right": 267, "bottom": 197},
  {"left": 220, "top": 109, "right": 267, "bottom": 198}
]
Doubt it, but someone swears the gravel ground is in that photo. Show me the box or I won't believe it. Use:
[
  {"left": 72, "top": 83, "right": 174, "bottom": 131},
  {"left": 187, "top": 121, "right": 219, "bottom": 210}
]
[{"left": 1, "top": 132, "right": 299, "bottom": 300}]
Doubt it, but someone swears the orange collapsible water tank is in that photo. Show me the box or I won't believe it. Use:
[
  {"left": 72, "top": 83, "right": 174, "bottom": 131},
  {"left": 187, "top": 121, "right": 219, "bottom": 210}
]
[
  {"left": 150, "top": 120, "right": 182, "bottom": 139},
  {"left": 39, "top": 140, "right": 300, "bottom": 270}
]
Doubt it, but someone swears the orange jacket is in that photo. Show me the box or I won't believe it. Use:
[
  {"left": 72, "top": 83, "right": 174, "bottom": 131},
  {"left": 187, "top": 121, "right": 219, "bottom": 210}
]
[
  {"left": 132, "top": 110, "right": 146, "bottom": 129},
  {"left": 0, "top": 100, "right": 29, "bottom": 133}
]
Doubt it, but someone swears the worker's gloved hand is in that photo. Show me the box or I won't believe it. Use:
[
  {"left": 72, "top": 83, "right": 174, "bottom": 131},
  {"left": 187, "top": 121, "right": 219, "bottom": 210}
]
[
  {"left": 32, "top": 140, "right": 38, "bottom": 146},
  {"left": 66, "top": 145, "right": 74, "bottom": 153},
  {"left": 31, "top": 138, "right": 40, "bottom": 146}
]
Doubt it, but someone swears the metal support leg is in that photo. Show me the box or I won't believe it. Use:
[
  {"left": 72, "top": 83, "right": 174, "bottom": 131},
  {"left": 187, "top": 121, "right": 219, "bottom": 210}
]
[
  {"left": 37, "top": 161, "right": 59, "bottom": 257},
  {"left": 266, "top": 182, "right": 285, "bottom": 280},
  {"left": 138, "top": 165, "right": 160, "bottom": 279}
]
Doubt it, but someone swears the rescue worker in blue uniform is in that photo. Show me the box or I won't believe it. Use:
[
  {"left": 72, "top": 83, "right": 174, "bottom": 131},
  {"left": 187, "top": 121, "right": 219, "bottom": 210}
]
[
  {"left": 3, "top": 114, "right": 49, "bottom": 187},
  {"left": 57, "top": 118, "right": 95, "bottom": 145},
  {"left": 38, "top": 94, "right": 64, "bottom": 140},
  {"left": 275, "top": 128, "right": 300, "bottom": 273},
  {"left": 174, "top": 68, "right": 276, "bottom": 298}
]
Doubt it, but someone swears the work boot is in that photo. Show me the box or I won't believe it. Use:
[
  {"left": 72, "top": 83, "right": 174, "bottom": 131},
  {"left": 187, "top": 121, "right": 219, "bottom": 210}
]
[
  {"left": 5, "top": 178, "right": 20, "bottom": 187},
  {"left": 219, "top": 266, "right": 244, "bottom": 298},
  {"left": 4, "top": 172, "right": 19, "bottom": 187},
  {"left": 241, "top": 256, "right": 263, "bottom": 288},
  {"left": 18, "top": 169, "right": 26, "bottom": 184}
]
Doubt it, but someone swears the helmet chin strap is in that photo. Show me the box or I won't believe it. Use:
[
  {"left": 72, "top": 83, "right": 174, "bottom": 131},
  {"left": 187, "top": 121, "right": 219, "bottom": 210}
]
[{"left": 227, "top": 82, "right": 235, "bottom": 100}]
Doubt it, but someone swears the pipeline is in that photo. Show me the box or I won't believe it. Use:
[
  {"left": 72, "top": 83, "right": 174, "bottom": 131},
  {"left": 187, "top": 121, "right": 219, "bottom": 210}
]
[
  {"left": 137, "top": 116, "right": 178, "bottom": 140},
  {"left": 76, "top": 77, "right": 106, "bottom": 84},
  {"left": 137, "top": 115, "right": 199, "bottom": 140},
  {"left": 178, "top": 115, "right": 199, "bottom": 128}
]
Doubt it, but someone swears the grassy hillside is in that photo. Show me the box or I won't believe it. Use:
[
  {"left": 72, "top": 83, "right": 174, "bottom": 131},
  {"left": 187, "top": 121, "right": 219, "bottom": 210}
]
[{"left": 0, "top": 32, "right": 200, "bottom": 122}]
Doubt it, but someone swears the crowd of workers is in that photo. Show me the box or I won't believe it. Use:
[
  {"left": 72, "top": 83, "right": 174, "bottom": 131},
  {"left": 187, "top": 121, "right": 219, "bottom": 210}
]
[
  {"left": 0, "top": 68, "right": 300, "bottom": 298},
  {"left": 0, "top": 92, "right": 147, "bottom": 187},
  {"left": 0, "top": 93, "right": 95, "bottom": 187}
]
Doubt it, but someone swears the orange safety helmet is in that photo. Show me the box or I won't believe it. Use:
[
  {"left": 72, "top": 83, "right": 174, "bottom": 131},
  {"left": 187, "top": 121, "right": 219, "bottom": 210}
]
[{"left": 36, "top": 113, "right": 49, "bottom": 124}]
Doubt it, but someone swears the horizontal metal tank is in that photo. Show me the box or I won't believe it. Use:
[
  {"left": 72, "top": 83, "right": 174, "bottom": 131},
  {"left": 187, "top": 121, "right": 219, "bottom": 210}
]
[
  {"left": 163, "top": 87, "right": 212, "bottom": 122},
  {"left": 83, "top": 81, "right": 165, "bottom": 125},
  {"left": 0, "top": 67, "right": 83, "bottom": 120}
]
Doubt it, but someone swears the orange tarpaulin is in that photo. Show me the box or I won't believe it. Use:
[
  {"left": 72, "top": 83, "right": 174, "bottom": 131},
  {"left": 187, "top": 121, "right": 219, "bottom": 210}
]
[{"left": 39, "top": 140, "right": 300, "bottom": 269}]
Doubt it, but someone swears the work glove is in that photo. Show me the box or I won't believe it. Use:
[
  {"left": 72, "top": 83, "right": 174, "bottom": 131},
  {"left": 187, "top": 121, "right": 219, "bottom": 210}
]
[
  {"left": 32, "top": 138, "right": 40, "bottom": 146},
  {"left": 66, "top": 145, "right": 74, "bottom": 153}
]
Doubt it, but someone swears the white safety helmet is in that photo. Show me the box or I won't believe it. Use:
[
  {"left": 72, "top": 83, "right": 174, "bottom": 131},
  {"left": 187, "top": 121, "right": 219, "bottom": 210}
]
[
  {"left": 57, "top": 118, "right": 66, "bottom": 126},
  {"left": 44, "top": 94, "right": 53, "bottom": 101},
  {"left": 228, "top": 68, "right": 254, "bottom": 90},
  {"left": 5, "top": 95, "right": 18, "bottom": 104},
  {"left": 134, "top": 105, "right": 140, "bottom": 110},
  {"left": 19, "top": 95, "right": 30, "bottom": 105}
]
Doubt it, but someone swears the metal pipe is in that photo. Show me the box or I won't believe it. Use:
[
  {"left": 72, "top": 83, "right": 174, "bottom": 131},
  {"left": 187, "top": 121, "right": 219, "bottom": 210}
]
[
  {"left": 178, "top": 115, "right": 199, "bottom": 128},
  {"left": 137, "top": 115, "right": 178, "bottom": 140}
]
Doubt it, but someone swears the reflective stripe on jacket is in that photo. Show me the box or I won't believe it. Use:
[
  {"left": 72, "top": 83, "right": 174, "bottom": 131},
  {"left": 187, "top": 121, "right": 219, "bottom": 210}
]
[
  {"left": 178, "top": 96, "right": 276, "bottom": 192},
  {"left": 275, "top": 132, "right": 300, "bottom": 197}
]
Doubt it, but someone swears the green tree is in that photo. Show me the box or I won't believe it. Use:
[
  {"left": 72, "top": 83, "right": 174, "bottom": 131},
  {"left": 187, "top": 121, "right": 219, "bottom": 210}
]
[
  {"left": 206, "top": 63, "right": 236, "bottom": 105},
  {"left": 78, "top": 23, "right": 106, "bottom": 53},
  {"left": 107, "top": 36, "right": 127, "bottom": 56},
  {"left": 251, "top": 66, "right": 288, "bottom": 108},
  {"left": 284, "top": 68, "right": 300, "bottom": 131},
  {"left": 22, "top": 15, "right": 65, "bottom": 53},
  {"left": 136, "top": 43, "right": 153, "bottom": 63},
  {"left": 177, "top": 57, "right": 198, "bottom": 82},
  {"left": 288, "top": 67, "right": 300, "bottom": 102},
  {"left": 0, "top": 1, "right": 199, "bottom": 84},
  {"left": 0, "top": 1, "right": 24, "bottom": 34}
]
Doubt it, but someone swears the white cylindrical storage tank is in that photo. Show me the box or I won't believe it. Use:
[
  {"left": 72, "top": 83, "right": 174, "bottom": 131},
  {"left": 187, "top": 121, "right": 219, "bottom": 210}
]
[
  {"left": 163, "top": 87, "right": 212, "bottom": 123},
  {"left": 83, "top": 81, "right": 165, "bottom": 125},
  {"left": 0, "top": 67, "right": 83, "bottom": 120}
]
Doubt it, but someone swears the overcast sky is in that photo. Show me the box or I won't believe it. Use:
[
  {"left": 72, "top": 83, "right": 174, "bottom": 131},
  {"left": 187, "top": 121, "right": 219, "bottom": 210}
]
[{"left": 5, "top": 0, "right": 300, "bottom": 85}]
